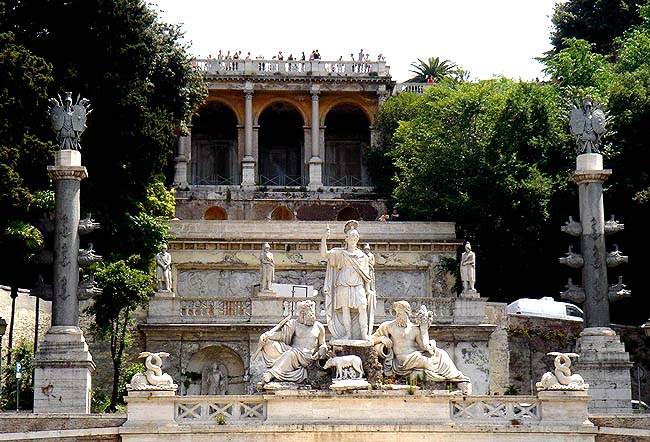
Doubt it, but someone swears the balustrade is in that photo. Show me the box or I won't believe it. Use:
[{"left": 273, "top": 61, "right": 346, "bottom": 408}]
[
  {"left": 176, "top": 396, "right": 266, "bottom": 423},
  {"left": 180, "top": 298, "right": 251, "bottom": 317},
  {"left": 324, "top": 175, "right": 364, "bottom": 187},
  {"left": 450, "top": 397, "right": 540, "bottom": 422},
  {"left": 259, "top": 174, "right": 305, "bottom": 186},
  {"left": 192, "top": 59, "right": 389, "bottom": 77}
]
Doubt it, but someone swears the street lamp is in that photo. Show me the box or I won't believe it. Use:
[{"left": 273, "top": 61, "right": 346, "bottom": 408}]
[{"left": 0, "top": 317, "right": 7, "bottom": 405}]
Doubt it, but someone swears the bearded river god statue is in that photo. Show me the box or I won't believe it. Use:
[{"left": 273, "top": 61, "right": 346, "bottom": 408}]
[
  {"left": 255, "top": 300, "right": 328, "bottom": 386},
  {"left": 321, "top": 220, "right": 376, "bottom": 342},
  {"left": 372, "top": 301, "right": 472, "bottom": 394}
]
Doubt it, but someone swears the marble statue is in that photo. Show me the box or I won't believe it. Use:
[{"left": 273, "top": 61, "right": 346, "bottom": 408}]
[
  {"left": 259, "top": 242, "right": 275, "bottom": 292},
  {"left": 362, "top": 243, "right": 376, "bottom": 292},
  {"left": 129, "top": 351, "right": 177, "bottom": 390},
  {"left": 48, "top": 92, "right": 92, "bottom": 150},
  {"left": 373, "top": 301, "right": 471, "bottom": 394},
  {"left": 321, "top": 221, "right": 376, "bottom": 341},
  {"left": 460, "top": 242, "right": 476, "bottom": 293},
  {"left": 323, "top": 354, "right": 364, "bottom": 380},
  {"left": 569, "top": 97, "right": 608, "bottom": 154},
  {"left": 536, "top": 352, "right": 588, "bottom": 391},
  {"left": 156, "top": 243, "right": 172, "bottom": 292},
  {"left": 201, "top": 362, "right": 228, "bottom": 395},
  {"left": 256, "top": 299, "right": 328, "bottom": 384}
]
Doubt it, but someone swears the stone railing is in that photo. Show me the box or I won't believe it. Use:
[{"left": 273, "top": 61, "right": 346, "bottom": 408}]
[
  {"left": 451, "top": 397, "right": 540, "bottom": 422},
  {"left": 394, "top": 82, "right": 432, "bottom": 95},
  {"left": 124, "top": 390, "right": 592, "bottom": 431},
  {"left": 192, "top": 59, "right": 390, "bottom": 77},
  {"left": 179, "top": 298, "right": 252, "bottom": 318},
  {"left": 175, "top": 395, "right": 266, "bottom": 423},
  {"left": 148, "top": 294, "right": 487, "bottom": 325}
]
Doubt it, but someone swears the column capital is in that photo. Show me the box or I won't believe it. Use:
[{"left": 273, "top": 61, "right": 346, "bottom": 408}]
[
  {"left": 244, "top": 89, "right": 254, "bottom": 98},
  {"left": 47, "top": 166, "right": 88, "bottom": 181},
  {"left": 571, "top": 170, "right": 612, "bottom": 185},
  {"left": 310, "top": 85, "right": 320, "bottom": 97}
]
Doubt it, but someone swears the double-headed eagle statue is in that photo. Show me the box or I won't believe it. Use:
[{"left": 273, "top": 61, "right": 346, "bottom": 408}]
[
  {"left": 48, "top": 92, "right": 92, "bottom": 150},
  {"left": 569, "top": 97, "right": 608, "bottom": 154}
]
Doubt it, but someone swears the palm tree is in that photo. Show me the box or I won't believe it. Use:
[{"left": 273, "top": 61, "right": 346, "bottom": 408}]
[{"left": 408, "top": 57, "right": 457, "bottom": 83}]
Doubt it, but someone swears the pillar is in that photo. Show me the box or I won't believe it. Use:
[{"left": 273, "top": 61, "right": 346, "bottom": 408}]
[
  {"left": 571, "top": 153, "right": 611, "bottom": 328},
  {"left": 570, "top": 153, "right": 632, "bottom": 414},
  {"left": 173, "top": 125, "right": 192, "bottom": 187},
  {"left": 242, "top": 82, "right": 256, "bottom": 187},
  {"left": 308, "top": 85, "right": 323, "bottom": 190},
  {"left": 34, "top": 149, "right": 94, "bottom": 413}
]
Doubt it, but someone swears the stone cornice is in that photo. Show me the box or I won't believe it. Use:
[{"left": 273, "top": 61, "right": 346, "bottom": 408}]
[{"left": 47, "top": 165, "right": 88, "bottom": 181}]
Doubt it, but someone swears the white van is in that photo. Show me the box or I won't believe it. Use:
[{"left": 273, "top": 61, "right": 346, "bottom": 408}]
[{"left": 506, "top": 297, "right": 584, "bottom": 321}]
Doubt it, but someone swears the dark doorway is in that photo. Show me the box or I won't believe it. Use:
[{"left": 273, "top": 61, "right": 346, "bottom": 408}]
[
  {"left": 324, "top": 104, "right": 370, "bottom": 186},
  {"left": 258, "top": 102, "right": 304, "bottom": 186},
  {"left": 191, "top": 102, "right": 239, "bottom": 185}
]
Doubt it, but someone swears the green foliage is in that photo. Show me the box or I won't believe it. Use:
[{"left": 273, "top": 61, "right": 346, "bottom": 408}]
[
  {"left": 1, "top": 340, "right": 34, "bottom": 410},
  {"left": 504, "top": 384, "right": 521, "bottom": 395},
  {"left": 137, "top": 180, "right": 176, "bottom": 219},
  {"left": 88, "top": 260, "right": 153, "bottom": 410},
  {"left": 117, "top": 362, "right": 146, "bottom": 405},
  {"left": 408, "top": 56, "right": 459, "bottom": 83},
  {"left": 29, "top": 190, "right": 55, "bottom": 212},
  {"left": 543, "top": 38, "right": 613, "bottom": 88},
  {"left": 549, "top": 0, "right": 647, "bottom": 55},
  {"left": 372, "top": 80, "right": 573, "bottom": 299},
  {"left": 91, "top": 388, "right": 111, "bottom": 413},
  {"left": 3, "top": 220, "right": 44, "bottom": 251},
  {"left": 366, "top": 92, "right": 424, "bottom": 199},
  {"left": 0, "top": 0, "right": 206, "bottom": 277}
]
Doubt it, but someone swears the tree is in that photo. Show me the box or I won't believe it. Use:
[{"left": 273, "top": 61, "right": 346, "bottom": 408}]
[
  {"left": 549, "top": 0, "right": 647, "bottom": 55},
  {"left": 88, "top": 260, "right": 153, "bottom": 411},
  {"left": 0, "top": 0, "right": 206, "bottom": 263},
  {"left": 369, "top": 79, "right": 574, "bottom": 301},
  {"left": 408, "top": 57, "right": 458, "bottom": 83}
]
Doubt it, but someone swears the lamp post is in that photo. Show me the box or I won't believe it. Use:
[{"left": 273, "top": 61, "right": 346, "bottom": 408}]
[{"left": 0, "top": 317, "right": 7, "bottom": 405}]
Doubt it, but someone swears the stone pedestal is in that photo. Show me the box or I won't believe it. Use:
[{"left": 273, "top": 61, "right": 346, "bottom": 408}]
[
  {"left": 33, "top": 326, "right": 95, "bottom": 413},
  {"left": 574, "top": 327, "right": 632, "bottom": 413},
  {"left": 124, "top": 389, "right": 177, "bottom": 427},
  {"left": 307, "top": 157, "right": 323, "bottom": 190},
  {"left": 460, "top": 289, "right": 479, "bottom": 299},
  {"left": 241, "top": 158, "right": 256, "bottom": 188}
]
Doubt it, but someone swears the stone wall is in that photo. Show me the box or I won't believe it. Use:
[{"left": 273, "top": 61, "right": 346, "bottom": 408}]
[
  {"left": 0, "top": 287, "right": 51, "bottom": 355},
  {"left": 507, "top": 315, "right": 650, "bottom": 404}
]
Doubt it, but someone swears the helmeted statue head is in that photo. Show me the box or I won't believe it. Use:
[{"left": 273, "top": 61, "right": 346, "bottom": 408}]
[
  {"left": 263, "top": 242, "right": 270, "bottom": 251},
  {"left": 343, "top": 220, "right": 360, "bottom": 248}
]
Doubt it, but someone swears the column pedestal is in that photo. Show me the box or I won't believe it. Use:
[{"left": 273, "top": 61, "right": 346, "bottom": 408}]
[
  {"left": 33, "top": 326, "right": 95, "bottom": 413},
  {"left": 574, "top": 327, "right": 632, "bottom": 413},
  {"left": 242, "top": 157, "right": 256, "bottom": 188},
  {"left": 308, "top": 157, "right": 323, "bottom": 190}
]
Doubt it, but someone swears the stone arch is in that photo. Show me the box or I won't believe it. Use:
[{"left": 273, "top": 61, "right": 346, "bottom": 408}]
[
  {"left": 204, "top": 98, "right": 243, "bottom": 125},
  {"left": 321, "top": 99, "right": 373, "bottom": 126},
  {"left": 270, "top": 205, "right": 295, "bottom": 221},
  {"left": 336, "top": 206, "right": 361, "bottom": 221},
  {"left": 255, "top": 98, "right": 307, "bottom": 126},
  {"left": 258, "top": 102, "right": 305, "bottom": 186},
  {"left": 184, "top": 345, "right": 245, "bottom": 395},
  {"left": 204, "top": 206, "right": 228, "bottom": 220},
  {"left": 324, "top": 103, "right": 371, "bottom": 187},
  {"left": 190, "top": 102, "right": 240, "bottom": 185}
]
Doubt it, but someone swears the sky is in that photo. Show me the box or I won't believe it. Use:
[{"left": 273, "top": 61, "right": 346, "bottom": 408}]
[{"left": 151, "top": 0, "right": 560, "bottom": 83}]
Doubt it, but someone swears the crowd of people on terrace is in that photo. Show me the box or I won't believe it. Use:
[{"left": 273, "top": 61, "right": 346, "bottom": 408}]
[{"left": 195, "top": 49, "right": 386, "bottom": 74}]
